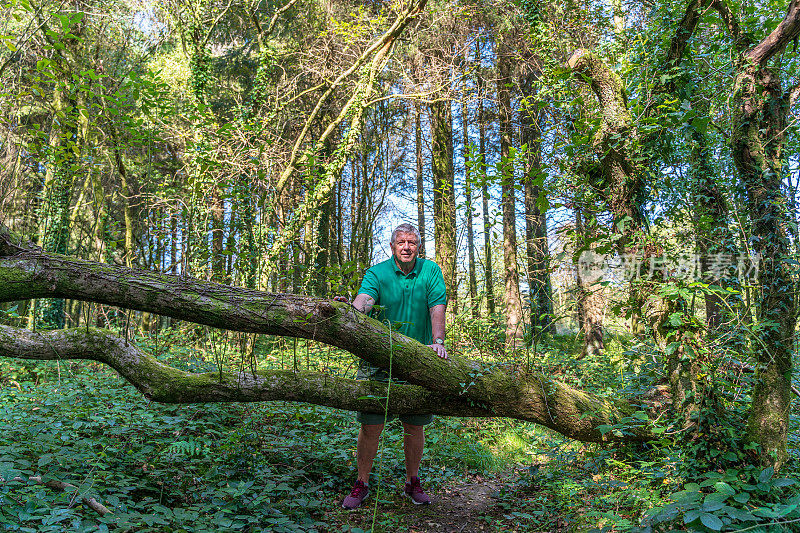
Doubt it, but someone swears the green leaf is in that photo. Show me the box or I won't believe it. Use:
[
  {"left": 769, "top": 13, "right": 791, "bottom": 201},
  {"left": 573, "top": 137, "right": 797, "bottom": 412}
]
[
  {"left": 726, "top": 507, "right": 757, "bottom": 522},
  {"left": 758, "top": 466, "right": 774, "bottom": 483},
  {"left": 699, "top": 512, "right": 723, "bottom": 531},
  {"left": 732, "top": 492, "right": 751, "bottom": 504},
  {"left": 714, "top": 481, "right": 735, "bottom": 496},
  {"left": 702, "top": 499, "right": 725, "bottom": 512},
  {"left": 684, "top": 509, "right": 701, "bottom": 523},
  {"left": 753, "top": 507, "right": 780, "bottom": 519}
]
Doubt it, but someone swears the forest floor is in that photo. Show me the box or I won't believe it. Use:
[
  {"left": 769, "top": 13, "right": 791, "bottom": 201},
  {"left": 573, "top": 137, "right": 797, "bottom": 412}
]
[
  {"left": 327, "top": 471, "right": 512, "bottom": 532},
  {"left": 2, "top": 329, "right": 798, "bottom": 532}
]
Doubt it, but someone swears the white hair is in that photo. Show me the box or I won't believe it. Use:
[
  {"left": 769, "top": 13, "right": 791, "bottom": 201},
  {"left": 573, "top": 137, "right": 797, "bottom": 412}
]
[{"left": 390, "top": 223, "right": 421, "bottom": 245}]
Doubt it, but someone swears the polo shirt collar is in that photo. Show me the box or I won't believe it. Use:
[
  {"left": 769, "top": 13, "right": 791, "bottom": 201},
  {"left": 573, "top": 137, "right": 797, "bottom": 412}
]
[{"left": 393, "top": 257, "right": 423, "bottom": 277}]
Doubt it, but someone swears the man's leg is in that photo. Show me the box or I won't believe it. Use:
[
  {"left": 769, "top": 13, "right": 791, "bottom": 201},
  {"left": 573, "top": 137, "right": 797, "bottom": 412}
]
[
  {"left": 401, "top": 422, "right": 424, "bottom": 482},
  {"left": 357, "top": 423, "right": 384, "bottom": 483}
]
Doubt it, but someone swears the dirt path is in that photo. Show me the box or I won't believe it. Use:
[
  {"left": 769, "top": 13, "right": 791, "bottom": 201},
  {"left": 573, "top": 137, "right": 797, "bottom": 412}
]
[
  {"left": 330, "top": 471, "right": 546, "bottom": 532},
  {"left": 399, "top": 475, "right": 505, "bottom": 533}
]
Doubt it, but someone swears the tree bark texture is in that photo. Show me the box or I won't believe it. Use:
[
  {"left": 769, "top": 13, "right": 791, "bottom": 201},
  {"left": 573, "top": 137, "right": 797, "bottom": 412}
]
[
  {"left": 714, "top": 0, "right": 800, "bottom": 467},
  {"left": 520, "top": 72, "right": 554, "bottom": 336},
  {"left": 496, "top": 40, "right": 524, "bottom": 348},
  {"left": 430, "top": 78, "right": 457, "bottom": 319},
  {"left": 568, "top": 49, "right": 702, "bottom": 424},
  {"left": 567, "top": 50, "right": 644, "bottom": 252}
]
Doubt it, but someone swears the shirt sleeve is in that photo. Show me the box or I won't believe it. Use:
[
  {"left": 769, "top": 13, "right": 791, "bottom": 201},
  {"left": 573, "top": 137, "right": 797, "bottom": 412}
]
[
  {"left": 426, "top": 262, "right": 447, "bottom": 308},
  {"left": 357, "top": 267, "right": 380, "bottom": 302}
]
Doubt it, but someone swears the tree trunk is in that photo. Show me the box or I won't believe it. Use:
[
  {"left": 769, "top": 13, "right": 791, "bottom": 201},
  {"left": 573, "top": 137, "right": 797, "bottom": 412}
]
[
  {"left": 430, "top": 75, "right": 457, "bottom": 320},
  {"left": 35, "top": 17, "right": 85, "bottom": 330},
  {"left": 568, "top": 49, "right": 700, "bottom": 423},
  {"left": 210, "top": 185, "right": 225, "bottom": 281},
  {"left": 520, "top": 71, "right": 554, "bottom": 336},
  {"left": 476, "top": 37, "right": 495, "bottom": 316},
  {"left": 415, "top": 102, "right": 426, "bottom": 259},
  {"left": 712, "top": 0, "right": 800, "bottom": 468},
  {"left": 574, "top": 208, "right": 604, "bottom": 358},
  {"left": 689, "top": 103, "right": 736, "bottom": 333},
  {"left": 496, "top": 40, "right": 524, "bottom": 348},
  {"left": 461, "top": 63, "right": 478, "bottom": 317}
]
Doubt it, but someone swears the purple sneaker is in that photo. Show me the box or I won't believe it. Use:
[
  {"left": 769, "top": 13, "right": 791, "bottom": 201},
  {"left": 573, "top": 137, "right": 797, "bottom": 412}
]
[
  {"left": 404, "top": 476, "right": 431, "bottom": 505},
  {"left": 342, "top": 480, "right": 370, "bottom": 510}
]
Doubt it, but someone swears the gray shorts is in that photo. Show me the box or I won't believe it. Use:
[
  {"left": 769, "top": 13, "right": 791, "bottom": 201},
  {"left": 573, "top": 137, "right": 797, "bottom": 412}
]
[{"left": 355, "top": 363, "right": 434, "bottom": 427}]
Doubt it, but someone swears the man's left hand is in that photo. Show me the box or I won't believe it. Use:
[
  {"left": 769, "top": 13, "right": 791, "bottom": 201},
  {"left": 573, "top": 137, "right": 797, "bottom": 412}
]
[{"left": 428, "top": 343, "right": 448, "bottom": 360}]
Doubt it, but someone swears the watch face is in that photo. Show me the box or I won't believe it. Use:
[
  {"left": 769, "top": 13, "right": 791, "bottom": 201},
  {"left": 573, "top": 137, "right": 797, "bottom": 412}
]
[{"left": 435, "top": 338, "right": 444, "bottom": 345}]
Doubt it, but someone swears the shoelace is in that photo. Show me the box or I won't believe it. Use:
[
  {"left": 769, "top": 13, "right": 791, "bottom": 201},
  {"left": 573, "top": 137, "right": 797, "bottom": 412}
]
[
  {"left": 408, "top": 481, "right": 424, "bottom": 494},
  {"left": 350, "top": 483, "right": 367, "bottom": 497}
]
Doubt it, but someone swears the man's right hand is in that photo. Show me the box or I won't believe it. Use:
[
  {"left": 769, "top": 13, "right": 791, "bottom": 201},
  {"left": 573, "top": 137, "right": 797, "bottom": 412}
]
[{"left": 428, "top": 343, "right": 449, "bottom": 360}]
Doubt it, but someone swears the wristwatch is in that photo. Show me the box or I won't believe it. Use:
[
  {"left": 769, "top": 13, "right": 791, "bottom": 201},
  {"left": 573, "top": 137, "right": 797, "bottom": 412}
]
[{"left": 434, "top": 338, "right": 445, "bottom": 345}]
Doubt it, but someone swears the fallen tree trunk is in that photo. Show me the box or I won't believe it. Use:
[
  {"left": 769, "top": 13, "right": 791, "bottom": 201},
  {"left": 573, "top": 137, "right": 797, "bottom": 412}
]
[{"left": 0, "top": 227, "right": 651, "bottom": 442}]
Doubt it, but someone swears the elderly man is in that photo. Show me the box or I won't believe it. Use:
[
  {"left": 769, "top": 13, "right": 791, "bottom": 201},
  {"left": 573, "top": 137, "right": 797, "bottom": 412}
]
[{"left": 341, "top": 223, "right": 448, "bottom": 510}]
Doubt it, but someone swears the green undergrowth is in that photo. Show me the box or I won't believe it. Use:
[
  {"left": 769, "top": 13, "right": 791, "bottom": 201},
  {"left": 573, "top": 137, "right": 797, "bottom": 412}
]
[
  {"left": 0, "top": 358, "right": 555, "bottom": 532},
  {"left": 1, "top": 326, "right": 798, "bottom": 532}
]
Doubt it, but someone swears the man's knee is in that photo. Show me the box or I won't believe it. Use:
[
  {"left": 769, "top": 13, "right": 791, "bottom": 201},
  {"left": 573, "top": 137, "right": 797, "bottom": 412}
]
[
  {"left": 360, "top": 423, "right": 385, "bottom": 440},
  {"left": 401, "top": 422, "right": 424, "bottom": 437}
]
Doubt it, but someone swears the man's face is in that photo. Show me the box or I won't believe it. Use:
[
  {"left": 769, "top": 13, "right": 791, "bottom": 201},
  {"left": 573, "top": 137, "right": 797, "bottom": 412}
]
[{"left": 391, "top": 232, "right": 419, "bottom": 268}]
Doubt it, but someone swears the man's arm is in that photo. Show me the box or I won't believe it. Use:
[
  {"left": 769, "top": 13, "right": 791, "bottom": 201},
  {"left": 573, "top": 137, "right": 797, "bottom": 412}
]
[
  {"left": 428, "top": 303, "right": 448, "bottom": 360},
  {"left": 351, "top": 293, "right": 375, "bottom": 314}
]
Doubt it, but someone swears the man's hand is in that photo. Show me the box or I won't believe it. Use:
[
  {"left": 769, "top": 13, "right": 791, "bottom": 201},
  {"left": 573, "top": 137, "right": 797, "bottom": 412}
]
[{"left": 428, "top": 343, "right": 448, "bottom": 360}]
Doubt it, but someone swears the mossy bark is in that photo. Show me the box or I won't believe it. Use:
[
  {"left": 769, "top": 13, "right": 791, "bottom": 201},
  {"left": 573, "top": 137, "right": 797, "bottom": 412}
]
[
  {"left": 0, "top": 323, "right": 643, "bottom": 442},
  {"left": 712, "top": 0, "right": 800, "bottom": 468},
  {"left": 731, "top": 64, "right": 795, "bottom": 467},
  {"left": 497, "top": 39, "right": 524, "bottom": 348},
  {"left": 568, "top": 49, "right": 703, "bottom": 422},
  {"left": 0, "top": 233, "right": 653, "bottom": 443}
]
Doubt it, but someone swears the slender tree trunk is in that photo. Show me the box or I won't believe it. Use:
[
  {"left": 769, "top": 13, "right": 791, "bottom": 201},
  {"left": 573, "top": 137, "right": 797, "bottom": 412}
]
[
  {"left": 315, "top": 196, "right": 332, "bottom": 296},
  {"left": 415, "top": 102, "right": 426, "bottom": 258},
  {"left": 520, "top": 72, "right": 554, "bottom": 336},
  {"left": 476, "top": 38, "right": 495, "bottom": 316},
  {"left": 496, "top": 40, "right": 523, "bottom": 348},
  {"left": 689, "top": 102, "right": 737, "bottom": 333},
  {"left": 461, "top": 67, "right": 478, "bottom": 317},
  {"left": 574, "top": 208, "right": 605, "bottom": 358},
  {"left": 430, "top": 75, "right": 457, "bottom": 319},
  {"left": 36, "top": 31, "right": 83, "bottom": 329},
  {"left": 210, "top": 185, "right": 225, "bottom": 281}
]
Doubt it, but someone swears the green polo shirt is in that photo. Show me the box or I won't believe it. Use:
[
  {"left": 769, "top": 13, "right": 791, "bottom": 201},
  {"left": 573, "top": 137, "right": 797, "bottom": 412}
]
[{"left": 357, "top": 257, "right": 447, "bottom": 345}]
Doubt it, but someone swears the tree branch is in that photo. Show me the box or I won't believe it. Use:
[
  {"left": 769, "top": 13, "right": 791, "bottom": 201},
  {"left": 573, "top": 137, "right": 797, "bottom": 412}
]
[
  {"left": 0, "top": 228, "right": 653, "bottom": 443},
  {"left": 273, "top": 0, "right": 427, "bottom": 195},
  {"left": 747, "top": 0, "right": 800, "bottom": 64},
  {"left": 0, "top": 324, "right": 649, "bottom": 442},
  {"left": 4, "top": 474, "right": 112, "bottom": 515},
  {"left": 666, "top": 0, "right": 712, "bottom": 71},
  {"left": 711, "top": 0, "right": 743, "bottom": 45}
]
